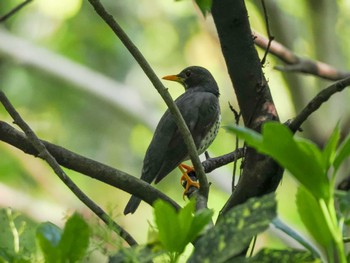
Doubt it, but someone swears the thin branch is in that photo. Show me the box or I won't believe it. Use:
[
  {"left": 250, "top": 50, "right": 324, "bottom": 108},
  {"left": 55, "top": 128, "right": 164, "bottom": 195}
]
[
  {"left": 202, "top": 148, "right": 245, "bottom": 173},
  {"left": 289, "top": 76, "right": 350, "bottom": 133},
  {"left": 0, "top": 0, "right": 32, "bottom": 22},
  {"left": 228, "top": 102, "right": 242, "bottom": 191},
  {"left": 87, "top": 0, "right": 209, "bottom": 203},
  {"left": 260, "top": 0, "right": 274, "bottom": 66},
  {"left": 254, "top": 31, "right": 350, "bottom": 81},
  {"left": 0, "top": 92, "right": 138, "bottom": 246}
]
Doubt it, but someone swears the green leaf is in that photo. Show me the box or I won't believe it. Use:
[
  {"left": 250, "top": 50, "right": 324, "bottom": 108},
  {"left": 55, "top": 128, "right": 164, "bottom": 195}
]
[
  {"left": 153, "top": 199, "right": 212, "bottom": 254},
  {"left": 195, "top": 0, "right": 212, "bottom": 16},
  {"left": 178, "top": 199, "right": 195, "bottom": 244},
  {"left": 36, "top": 222, "right": 62, "bottom": 263},
  {"left": 187, "top": 208, "right": 213, "bottom": 243},
  {"left": 154, "top": 199, "right": 182, "bottom": 253},
  {"left": 334, "top": 133, "right": 350, "bottom": 172},
  {"left": 296, "top": 187, "right": 333, "bottom": 247},
  {"left": 59, "top": 213, "right": 90, "bottom": 262},
  {"left": 109, "top": 245, "right": 160, "bottom": 263},
  {"left": 188, "top": 193, "right": 276, "bottom": 263},
  {"left": 322, "top": 124, "right": 340, "bottom": 170},
  {"left": 226, "top": 123, "right": 329, "bottom": 200},
  {"left": 233, "top": 249, "right": 319, "bottom": 263}
]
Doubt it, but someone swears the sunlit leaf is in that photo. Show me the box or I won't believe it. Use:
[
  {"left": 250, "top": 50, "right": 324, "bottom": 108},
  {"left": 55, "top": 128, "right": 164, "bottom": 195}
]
[
  {"left": 187, "top": 208, "right": 213, "bottom": 243},
  {"left": 322, "top": 124, "right": 340, "bottom": 170},
  {"left": 296, "top": 187, "right": 332, "bottom": 247},
  {"left": 59, "top": 213, "right": 90, "bottom": 262},
  {"left": 178, "top": 199, "right": 195, "bottom": 244},
  {"left": 154, "top": 199, "right": 181, "bottom": 253},
  {"left": 334, "top": 133, "right": 350, "bottom": 172},
  {"left": 153, "top": 199, "right": 212, "bottom": 254}
]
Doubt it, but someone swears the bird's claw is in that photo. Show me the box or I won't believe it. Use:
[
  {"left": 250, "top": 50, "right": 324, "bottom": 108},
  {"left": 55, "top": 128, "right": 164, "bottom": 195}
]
[{"left": 179, "top": 164, "right": 200, "bottom": 200}]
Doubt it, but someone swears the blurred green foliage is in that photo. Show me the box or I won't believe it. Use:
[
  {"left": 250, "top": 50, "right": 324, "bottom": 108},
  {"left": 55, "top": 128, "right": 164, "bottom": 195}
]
[{"left": 1, "top": 0, "right": 350, "bottom": 261}]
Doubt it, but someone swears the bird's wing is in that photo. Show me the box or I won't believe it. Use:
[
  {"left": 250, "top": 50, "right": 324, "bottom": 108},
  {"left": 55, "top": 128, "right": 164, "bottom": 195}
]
[
  {"left": 140, "top": 108, "right": 177, "bottom": 183},
  {"left": 154, "top": 91, "right": 220, "bottom": 183}
]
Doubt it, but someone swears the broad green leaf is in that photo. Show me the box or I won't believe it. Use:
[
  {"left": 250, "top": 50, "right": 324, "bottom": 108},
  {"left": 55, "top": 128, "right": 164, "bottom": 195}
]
[
  {"left": 296, "top": 187, "right": 332, "bottom": 247},
  {"left": 59, "top": 213, "right": 90, "bottom": 263},
  {"left": 154, "top": 199, "right": 182, "bottom": 253},
  {"left": 233, "top": 249, "right": 319, "bottom": 263},
  {"left": 195, "top": 0, "right": 212, "bottom": 16},
  {"left": 226, "top": 123, "right": 329, "bottom": 200},
  {"left": 153, "top": 199, "right": 212, "bottom": 254},
  {"left": 188, "top": 193, "right": 276, "bottom": 263},
  {"left": 187, "top": 208, "right": 213, "bottom": 243},
  {"left": 334, "top": 133, "right": 350, "bottom": 172},
  {"left": 322, "top": 124, "right": 340, "bottom": 170},
  {"left": 36, "top": 222, "right": 62, "bottom": 263},
  {"left": 178, "top": 199, "right": 195, "bottom": 244}
]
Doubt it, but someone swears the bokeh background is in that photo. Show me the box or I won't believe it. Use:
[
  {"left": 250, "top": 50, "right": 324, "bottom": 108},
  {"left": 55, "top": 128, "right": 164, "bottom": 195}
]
[{"left": 1, "top": 0, "right": 350, "bottom": 260}]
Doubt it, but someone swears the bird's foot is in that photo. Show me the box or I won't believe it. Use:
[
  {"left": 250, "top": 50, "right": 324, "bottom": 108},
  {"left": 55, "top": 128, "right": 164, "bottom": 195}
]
[{"left": 178, "top": 164, "right": 199, "bottom": 200}]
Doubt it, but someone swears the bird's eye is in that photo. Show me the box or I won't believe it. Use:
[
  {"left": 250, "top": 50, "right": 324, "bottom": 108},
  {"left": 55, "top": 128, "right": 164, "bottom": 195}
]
[{"left": 185, "top": 70, "right": 192, "bottom": 77}]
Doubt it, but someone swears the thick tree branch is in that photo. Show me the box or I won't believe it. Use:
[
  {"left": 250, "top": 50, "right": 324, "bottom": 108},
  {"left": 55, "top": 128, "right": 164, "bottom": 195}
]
[
  {"left": 212, "top": 0, "right": 282, "bottom": 218},
  {"left": 254, "top": 32, "right": 350, "bottom": 81},
  {"left": 87, "top": 0, "right": 209, "bottom": 204},
  {"left": 0, "top": 121, "right": 180, "bottom": 212},
  {"left": 0, "top": 91, "right": 137, "bottom": 246},
  {"left": 289, "top": 76, "right": 350, "bottom": 133}
]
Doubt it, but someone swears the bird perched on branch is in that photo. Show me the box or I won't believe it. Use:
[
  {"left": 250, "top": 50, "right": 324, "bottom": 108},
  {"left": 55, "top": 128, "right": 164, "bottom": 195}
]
[{"left": 124, "top": 66, "right": 221, "bottom": 214}]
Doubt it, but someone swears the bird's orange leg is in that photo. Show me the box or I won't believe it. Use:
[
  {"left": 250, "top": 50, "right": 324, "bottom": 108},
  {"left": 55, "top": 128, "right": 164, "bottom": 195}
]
[{"left": 178, "top": 164, "right": 200, "bottom": 199}]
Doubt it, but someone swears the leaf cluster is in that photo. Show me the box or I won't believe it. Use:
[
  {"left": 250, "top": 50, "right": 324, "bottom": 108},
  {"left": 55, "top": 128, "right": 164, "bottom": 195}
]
[{"left": 227, "top": 122, "right": 350, "bottom": 262}]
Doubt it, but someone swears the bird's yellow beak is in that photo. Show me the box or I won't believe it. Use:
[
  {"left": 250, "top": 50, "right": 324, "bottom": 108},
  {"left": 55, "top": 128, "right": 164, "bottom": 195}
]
[{"left": 162, "top": 74, "right": 184, "bottom": 83}]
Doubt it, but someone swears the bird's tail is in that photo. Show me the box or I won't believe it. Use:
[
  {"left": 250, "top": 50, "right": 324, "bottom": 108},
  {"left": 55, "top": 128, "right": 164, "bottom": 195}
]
[{"left": 123, "top": 195, "right": 142, "bottom": 215}]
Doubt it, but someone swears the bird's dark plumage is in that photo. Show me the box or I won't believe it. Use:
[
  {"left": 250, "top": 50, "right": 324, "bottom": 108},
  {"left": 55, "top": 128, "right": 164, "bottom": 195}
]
[{"left": 124, "top": 66, "right": 220, "bottom": 214}]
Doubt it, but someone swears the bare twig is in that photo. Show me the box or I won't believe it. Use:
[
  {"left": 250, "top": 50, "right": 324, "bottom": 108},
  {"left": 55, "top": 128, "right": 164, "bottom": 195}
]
[
  {"left": 0, "top": 91, "right": 138, "bottom": 246},
  {"left": 260, "top": 0, "right": 274, "bottom": 66},
  {"left": 87, "top": 0, "right": 209, "bottom": 205},
  {"left": 254, "top": 31, "right": 350, "bottom": 81},
  {"left": 228, "top": 102, "right": 242, "bottom": 191},
  {"left": 0, "top": 0, "right": 32, "bottom": 22},
  {"left": 289, "top": 76, "right": 350, "bottom": 133}
]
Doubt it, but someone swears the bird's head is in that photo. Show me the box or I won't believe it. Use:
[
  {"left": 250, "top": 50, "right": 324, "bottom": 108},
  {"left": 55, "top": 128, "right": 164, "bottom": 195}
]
[{"left": 162, "top": 66, "right": 219, "bottom": 96}]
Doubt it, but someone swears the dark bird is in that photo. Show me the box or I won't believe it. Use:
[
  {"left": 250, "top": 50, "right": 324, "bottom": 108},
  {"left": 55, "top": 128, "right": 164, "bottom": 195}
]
[{"left": 124, "top": 66, "right": 221, "bottom": 214}]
